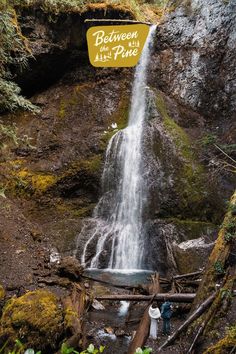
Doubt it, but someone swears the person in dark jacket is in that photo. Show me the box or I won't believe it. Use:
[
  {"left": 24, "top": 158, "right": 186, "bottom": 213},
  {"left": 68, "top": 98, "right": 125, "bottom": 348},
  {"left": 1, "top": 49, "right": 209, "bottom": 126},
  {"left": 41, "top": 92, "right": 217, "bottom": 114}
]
[{"left": 161, "top": 297, "right": 173, "bottom": 335}]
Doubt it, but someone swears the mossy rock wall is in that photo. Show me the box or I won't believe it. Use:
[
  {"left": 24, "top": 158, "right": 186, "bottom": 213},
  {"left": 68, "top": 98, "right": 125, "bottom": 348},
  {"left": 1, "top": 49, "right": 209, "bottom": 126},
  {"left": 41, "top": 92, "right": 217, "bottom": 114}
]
[{"left": 143, "top": 89, "right": 224, "bottom": 223}]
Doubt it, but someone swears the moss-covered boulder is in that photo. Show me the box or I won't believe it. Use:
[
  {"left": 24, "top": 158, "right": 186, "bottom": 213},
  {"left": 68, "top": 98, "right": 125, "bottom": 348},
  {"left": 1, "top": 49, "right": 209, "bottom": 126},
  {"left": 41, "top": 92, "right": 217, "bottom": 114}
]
[{"left": 0, "top": 290, "right": 63, "bottom": 352}]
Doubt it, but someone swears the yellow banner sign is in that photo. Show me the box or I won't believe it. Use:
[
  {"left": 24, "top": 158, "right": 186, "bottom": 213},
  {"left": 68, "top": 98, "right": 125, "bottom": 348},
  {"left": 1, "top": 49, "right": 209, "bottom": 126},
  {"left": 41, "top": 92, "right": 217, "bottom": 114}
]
[{"left": 87, "top": 24, "right": 150, "bottom": 67}]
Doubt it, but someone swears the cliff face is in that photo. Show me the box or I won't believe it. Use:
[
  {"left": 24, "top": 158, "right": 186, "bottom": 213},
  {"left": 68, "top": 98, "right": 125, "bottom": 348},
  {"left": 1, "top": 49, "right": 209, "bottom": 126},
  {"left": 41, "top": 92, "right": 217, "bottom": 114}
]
[
  {"left": 153, "top": 0, "right": 236, "bottom": 122},
  {"left": 0, "top": 0, "right": 235, "bottom": 290}
]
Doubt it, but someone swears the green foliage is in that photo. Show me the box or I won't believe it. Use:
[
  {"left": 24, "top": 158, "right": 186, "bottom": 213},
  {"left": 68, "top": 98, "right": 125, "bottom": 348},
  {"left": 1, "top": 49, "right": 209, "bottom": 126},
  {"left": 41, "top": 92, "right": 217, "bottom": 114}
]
[
  {"left": 226, "top": 201, "right": 236, "bottom": 215},
  {"left": 80, "top": 344, "right": 105, "bottom": 354},
  {"left": 214, "top": 260, "right": 225, "bottom": 275},
  {"left": 0, "top": 121, "right": 36, "bottom": 152},
  {"left": 224, "top": 232, "right": 235, "bottom": 242},
  {"left": 60, "top": 343, "right": 79, "bottom": 354},
  {"left": 0, "top": 122, "right": 19, "bottom": 146},
  {"left": 199, "top": 134, "right": 217, "bottom": 146},
  {"left": 0, "top": 186, "right": 7, "bottom": 198},
  {"left": 225, "top": 219, "right": 236, "bottom": 234},
  {"left": 220, "top": 288, "right": 233, "bottom": 301},
  {"left": 60, "top": 343, "right": 105, "bottom": 354},
  {"left": 219, "top": 143, "right": 236, "bottom": 154},
  {"left": 0, "top": 339, "right": 42, "bottom": 354},
  {"left": 0, "top": 79, "right": 39, "bottom": 113},
  {"left": 135, "top": 348, "right": 152, "bottom": 354},
  {"left": 11, "top": 0, "right": 169, "bottom": 21},
  {"left": 0, "top": 4, "right": 39, "bottom": 113},
  {"left": 223, "top": 219, "right": 236, "bottom": 242}
]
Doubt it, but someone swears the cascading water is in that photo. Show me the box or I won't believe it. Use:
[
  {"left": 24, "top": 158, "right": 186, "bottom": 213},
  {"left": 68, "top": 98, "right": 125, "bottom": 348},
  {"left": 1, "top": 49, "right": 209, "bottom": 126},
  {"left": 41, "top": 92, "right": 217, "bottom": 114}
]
[{"left": 79, "top": 25, "right": 156, "bottom": 270}]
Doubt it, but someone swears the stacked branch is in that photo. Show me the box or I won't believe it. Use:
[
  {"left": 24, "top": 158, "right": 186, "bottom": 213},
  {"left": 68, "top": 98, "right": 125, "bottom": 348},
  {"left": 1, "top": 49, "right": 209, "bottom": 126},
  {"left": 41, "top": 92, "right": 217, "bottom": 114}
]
[{"left": 83, "top": 270, "right": 202, "bottom": 295}]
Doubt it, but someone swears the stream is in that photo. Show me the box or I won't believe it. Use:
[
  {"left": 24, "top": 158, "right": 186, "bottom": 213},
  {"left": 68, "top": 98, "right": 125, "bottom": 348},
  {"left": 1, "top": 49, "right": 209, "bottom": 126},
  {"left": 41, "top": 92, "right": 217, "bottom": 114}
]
[{"left": 84, "top": 269, "right": 156, "bottom": 354}]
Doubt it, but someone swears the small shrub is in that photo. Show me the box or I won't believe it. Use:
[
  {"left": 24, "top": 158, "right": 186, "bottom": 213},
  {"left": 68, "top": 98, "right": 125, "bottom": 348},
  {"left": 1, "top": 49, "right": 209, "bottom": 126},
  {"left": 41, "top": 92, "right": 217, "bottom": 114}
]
[
  {"left": 135, "top": 348, "right": 152, "bottom": 354},
  {"left": 225, "top": 220, "right": 236, "bottom": 234},
  {"left": 214, "top": 260, "right": 225, "bottom": 275},
  {"left": 226, "top": 201, "right": 236, "bottom": 215},
  {"left": 224, "top": 232, "right": 235, "bottom": 243},
  {"left": 220, "top": 288, "right": 233, "bottom": 301},
  {"left": 60, "top": 343, "right": 105, "bottom": 354},
  {"left": 0, "top": 5, "right": 39, "bottom": 113},
  {"left": 199, "top": 134, "right": 217, "bottom": 146}
]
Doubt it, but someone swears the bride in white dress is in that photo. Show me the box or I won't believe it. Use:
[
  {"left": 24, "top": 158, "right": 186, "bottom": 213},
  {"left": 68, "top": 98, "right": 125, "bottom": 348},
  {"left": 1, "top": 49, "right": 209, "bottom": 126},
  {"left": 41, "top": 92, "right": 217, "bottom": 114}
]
[{"left": 148, "top": 303, "right": 161, "bottom": 339}]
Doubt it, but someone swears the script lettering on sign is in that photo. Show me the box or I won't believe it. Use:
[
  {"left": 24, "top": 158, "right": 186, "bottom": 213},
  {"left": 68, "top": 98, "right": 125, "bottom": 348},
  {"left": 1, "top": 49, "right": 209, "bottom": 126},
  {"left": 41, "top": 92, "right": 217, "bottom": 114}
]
[{"left": 87, "top": 24, "right": 150, "bottom": 67}]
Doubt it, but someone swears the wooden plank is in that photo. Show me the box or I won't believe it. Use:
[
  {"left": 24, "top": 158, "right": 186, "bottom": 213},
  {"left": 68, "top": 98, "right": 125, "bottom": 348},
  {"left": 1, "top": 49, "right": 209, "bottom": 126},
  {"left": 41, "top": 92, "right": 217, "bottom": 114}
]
[{"left": 173, "top": 271, "right": 203, "bottom": 280}]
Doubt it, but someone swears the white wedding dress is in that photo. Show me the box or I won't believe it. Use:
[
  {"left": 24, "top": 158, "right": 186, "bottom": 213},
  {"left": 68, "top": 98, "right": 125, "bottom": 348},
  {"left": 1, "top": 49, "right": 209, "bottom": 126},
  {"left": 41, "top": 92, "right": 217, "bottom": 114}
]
[{"left": 148, "top": 305, "right": 161, "bottom": 339}]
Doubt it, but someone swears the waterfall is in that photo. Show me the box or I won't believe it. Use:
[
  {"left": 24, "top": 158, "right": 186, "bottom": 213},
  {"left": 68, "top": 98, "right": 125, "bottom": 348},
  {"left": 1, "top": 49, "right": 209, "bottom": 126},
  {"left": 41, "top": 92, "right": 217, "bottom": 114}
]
[{"left": 79, "top": 25, "right": 156, "bottom": 270}]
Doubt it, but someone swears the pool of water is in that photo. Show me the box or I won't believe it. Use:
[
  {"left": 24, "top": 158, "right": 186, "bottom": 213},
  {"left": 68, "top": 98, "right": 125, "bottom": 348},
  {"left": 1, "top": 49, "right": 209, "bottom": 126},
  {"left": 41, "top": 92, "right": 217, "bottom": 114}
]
[{"left": 84, "top": 268, "right": 155, "bottom": 287}]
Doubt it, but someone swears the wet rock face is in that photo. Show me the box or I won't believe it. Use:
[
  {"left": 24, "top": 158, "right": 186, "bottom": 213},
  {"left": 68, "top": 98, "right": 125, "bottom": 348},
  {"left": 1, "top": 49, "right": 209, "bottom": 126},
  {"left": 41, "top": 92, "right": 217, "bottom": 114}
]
[
  {"left": 56, "top": 256, "right": 84, "bottom": 281},
  {"left": 143, "top": 217, "right": 217, "bottom": 275},
  {"left": 142, "top": 89, "right": 225, "bottom": 223},
  {"left": 15, "top": 6, "right": 134, "bottom": 95},
  {"left": 152, "top": 0, "right": 236, "bottom": 123}
]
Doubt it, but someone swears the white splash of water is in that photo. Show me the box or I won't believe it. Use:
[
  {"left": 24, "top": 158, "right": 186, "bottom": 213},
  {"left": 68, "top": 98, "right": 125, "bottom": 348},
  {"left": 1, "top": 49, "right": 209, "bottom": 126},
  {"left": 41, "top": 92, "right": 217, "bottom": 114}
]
[{"left": 119, "top": 301, "right": 130, "bottom": 317}]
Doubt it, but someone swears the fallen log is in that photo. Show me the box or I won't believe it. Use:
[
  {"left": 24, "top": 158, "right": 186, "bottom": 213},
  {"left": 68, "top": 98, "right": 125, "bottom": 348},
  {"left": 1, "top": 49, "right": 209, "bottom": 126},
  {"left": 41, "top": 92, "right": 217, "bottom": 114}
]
[
  {"left": 158, "top": 292, "right": 217, "bottom": 351},
  {"left": 95, "top": 293, "right": 196, "bottom": 302},
  {"left": 173, "top": 271, "right": 203, "bottom": 280},
  {"left": 127, "top": 306, "right": 151, "bottom": 354},
  {"left": 60, "top": 283, "right": 90, "bottom": 350}
]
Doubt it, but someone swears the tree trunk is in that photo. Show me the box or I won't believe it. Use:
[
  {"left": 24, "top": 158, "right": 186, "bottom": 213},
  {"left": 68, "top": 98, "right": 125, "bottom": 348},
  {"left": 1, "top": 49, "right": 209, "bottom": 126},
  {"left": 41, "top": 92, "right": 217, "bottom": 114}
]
[{"left": 62, "top": 283, "right": 90, "bottom": 350}]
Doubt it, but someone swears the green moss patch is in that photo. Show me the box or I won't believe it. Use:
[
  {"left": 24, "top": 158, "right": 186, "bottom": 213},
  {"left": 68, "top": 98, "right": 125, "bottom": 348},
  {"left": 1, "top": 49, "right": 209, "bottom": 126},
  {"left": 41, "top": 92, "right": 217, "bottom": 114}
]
[
  {"left": 155, "top": 91, "right": 209, "bottom": 219},
  {"left": 100, "top": 95, "right": 130, "bottom": 151},
  {"left": 165, "top": 218, "right": 217, "bottom": 241},
  {"left": 13, "top": 0, "right": 169, "bottom": 21},
  {"left": 204, "top": 325, "right": 236, "bottom": 354},
  {"left": 156, "top": 93, "right": 194, "bottom": 161},
  {"left": 0, "top": 290, "right": 63, "bottom": 351}
]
